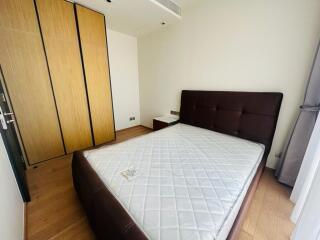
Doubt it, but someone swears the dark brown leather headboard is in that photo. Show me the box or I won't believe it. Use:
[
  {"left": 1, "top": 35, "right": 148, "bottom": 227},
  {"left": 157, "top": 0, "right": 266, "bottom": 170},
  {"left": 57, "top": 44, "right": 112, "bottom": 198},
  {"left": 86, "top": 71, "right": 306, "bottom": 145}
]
[{"left": 179, "top": 90, "right": 283, "bottom": 155}]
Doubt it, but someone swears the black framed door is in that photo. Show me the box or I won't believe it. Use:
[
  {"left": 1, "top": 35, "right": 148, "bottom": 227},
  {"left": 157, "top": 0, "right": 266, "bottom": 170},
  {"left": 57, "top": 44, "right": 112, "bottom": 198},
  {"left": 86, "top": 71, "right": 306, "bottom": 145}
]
[{"left": 0, "top": 66, "right": 30, "bottom": 202}]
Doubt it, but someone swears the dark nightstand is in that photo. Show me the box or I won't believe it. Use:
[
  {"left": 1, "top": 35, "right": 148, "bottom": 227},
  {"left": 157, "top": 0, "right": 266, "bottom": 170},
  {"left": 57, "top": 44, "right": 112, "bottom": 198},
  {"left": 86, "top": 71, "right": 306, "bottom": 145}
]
[{"left": 153, "top": 115, "right": 179, "bottom": 131}]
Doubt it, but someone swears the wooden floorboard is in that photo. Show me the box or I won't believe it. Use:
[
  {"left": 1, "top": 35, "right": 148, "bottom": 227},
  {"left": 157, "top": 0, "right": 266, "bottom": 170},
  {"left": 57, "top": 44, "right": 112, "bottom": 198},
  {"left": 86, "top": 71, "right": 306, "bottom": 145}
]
[
  {"left": 26, "top": 125, "right": 294, "bottom": 240},
  {"left": 240, "top": 169, "right": 295, "bottom": 240}
]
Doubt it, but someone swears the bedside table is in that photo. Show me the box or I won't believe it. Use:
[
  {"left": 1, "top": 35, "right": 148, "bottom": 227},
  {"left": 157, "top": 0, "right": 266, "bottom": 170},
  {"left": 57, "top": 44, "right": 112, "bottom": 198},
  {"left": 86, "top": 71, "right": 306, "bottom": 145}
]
[{"left": 153, "top": 115, "right": 179, "bottom": 131}]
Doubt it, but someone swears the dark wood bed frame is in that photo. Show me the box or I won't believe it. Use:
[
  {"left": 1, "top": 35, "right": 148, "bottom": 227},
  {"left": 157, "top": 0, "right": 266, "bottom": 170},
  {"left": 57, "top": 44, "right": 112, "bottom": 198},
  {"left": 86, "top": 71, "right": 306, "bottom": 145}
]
[{"left": 72, "top": 90, "right": 283, "bottom": 240}]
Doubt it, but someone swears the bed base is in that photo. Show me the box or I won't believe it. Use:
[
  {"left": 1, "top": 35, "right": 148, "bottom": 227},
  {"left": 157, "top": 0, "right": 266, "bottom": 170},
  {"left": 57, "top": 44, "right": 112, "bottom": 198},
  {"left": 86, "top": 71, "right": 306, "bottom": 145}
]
[{"left": 72, "top": 152, "right": 265, "bottom": 240}]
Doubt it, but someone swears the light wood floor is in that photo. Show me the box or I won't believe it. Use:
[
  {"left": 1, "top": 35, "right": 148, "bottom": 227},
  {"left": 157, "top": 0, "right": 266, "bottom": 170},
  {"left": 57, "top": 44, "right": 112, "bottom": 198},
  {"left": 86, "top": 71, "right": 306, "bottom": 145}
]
[{"left": 26, "top": 125, "right": 295, "bottom": 240}]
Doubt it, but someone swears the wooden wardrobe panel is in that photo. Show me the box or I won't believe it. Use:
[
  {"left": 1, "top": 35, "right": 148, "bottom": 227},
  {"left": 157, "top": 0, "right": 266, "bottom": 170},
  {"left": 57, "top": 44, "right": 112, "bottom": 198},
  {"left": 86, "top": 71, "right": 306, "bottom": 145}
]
[
  {"left": 36, "top": 0, "right": 93, "bottom": 153},
  {"left": 0, "top": 0, "right": 65, "bottom": 164},
  {"left": 76, "top": 5, "right": 115, "bottom": 145}
]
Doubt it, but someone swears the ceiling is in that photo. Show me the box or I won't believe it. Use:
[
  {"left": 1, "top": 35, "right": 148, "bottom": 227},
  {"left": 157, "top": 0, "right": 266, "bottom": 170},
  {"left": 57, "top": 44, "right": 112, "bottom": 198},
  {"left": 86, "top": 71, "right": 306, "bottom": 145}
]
[{"left": 73, "top": 0, "right": 198, "bottom": 37}]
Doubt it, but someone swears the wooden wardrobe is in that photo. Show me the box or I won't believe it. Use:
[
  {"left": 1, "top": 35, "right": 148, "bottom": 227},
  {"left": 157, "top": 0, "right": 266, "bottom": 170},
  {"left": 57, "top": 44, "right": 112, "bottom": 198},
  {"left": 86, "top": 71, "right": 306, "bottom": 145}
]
[{"left": 0, "top": 0, "right": 115, "bottom": 165}]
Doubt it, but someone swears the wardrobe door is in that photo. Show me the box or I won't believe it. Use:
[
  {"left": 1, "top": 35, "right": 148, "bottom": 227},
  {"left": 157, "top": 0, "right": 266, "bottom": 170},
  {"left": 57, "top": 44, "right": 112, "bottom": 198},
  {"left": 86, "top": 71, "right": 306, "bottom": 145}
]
[
  {"left": 0, "top": 0, "right": 65, "bottom": 164},
  {"left": 36, "top": 0, "right": 93, "bottom": 153},
  {"left": 76, "top": 5, "right": 115, "bottom": 145}
]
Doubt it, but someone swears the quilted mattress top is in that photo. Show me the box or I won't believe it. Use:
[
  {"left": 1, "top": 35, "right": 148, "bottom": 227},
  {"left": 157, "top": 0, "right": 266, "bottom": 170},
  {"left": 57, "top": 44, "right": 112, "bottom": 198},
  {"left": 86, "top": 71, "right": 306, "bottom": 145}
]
[{"left": 84, "top": 123, "right": 264, "bottom": 240}]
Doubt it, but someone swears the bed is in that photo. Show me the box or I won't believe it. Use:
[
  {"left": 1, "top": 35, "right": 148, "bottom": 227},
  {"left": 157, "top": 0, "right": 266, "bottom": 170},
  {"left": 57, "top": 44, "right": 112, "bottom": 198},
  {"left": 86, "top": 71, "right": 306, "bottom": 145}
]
[{"left": 72, "top": 90, "right": 283, "bottom": 240}]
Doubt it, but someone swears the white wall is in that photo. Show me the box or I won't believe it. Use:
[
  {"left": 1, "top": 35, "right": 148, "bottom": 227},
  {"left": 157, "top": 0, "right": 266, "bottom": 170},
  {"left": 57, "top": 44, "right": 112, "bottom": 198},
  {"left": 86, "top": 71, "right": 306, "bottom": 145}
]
[
  {"left": 0, "top": 136, "right": 24, "bottom": 240},
  {"left": 290, "top": 114, "right": 320, "bottom": 238},
  {"left": 138, "top": 0, "right": 320, "bottom": 168},
  {"left": 107, "top": 29, "right": 141, "bottom": 130},
  {"left": 292, "top": 161, "right": 320, "bottom": 239}
]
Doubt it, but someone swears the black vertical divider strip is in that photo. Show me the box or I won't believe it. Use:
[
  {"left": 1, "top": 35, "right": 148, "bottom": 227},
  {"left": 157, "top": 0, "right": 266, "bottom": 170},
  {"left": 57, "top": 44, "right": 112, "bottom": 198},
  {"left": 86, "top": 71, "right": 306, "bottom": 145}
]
[
  {"left": 73, "top": 4, "right": 96, "bottom": 146},
  {"left": 103, "top": 16, "right": 117, "bottom": 140},
  {"left": 33, "top": 0, "right": 67, "bottom": 155}
]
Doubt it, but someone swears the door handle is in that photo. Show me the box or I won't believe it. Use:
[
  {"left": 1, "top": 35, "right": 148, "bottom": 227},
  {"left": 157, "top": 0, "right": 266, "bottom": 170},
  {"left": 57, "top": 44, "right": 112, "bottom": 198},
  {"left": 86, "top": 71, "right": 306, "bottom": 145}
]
[
  {"left": 4, "top": 112, "right": 15, "bottom": 124},
  {"left": 0, "top": 106, "right": 7, "bottom": 130}
]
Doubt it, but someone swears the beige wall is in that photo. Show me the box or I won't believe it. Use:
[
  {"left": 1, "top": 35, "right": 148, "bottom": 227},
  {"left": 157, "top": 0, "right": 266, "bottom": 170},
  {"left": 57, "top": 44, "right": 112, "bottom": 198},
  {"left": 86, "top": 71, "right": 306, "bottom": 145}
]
[
  {"left": 138, "top": 0, "right": 320, "bottom": 168},
  {"left": 107, "top": 29, "right": 141, "bottom": 130}
]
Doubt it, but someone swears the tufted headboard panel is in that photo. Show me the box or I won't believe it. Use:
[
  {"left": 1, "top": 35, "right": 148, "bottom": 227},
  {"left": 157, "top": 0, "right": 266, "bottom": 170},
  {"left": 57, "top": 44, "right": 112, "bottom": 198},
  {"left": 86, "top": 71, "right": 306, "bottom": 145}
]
[{"left": 179, "top": 90, "right": 283, "bottom": 155}]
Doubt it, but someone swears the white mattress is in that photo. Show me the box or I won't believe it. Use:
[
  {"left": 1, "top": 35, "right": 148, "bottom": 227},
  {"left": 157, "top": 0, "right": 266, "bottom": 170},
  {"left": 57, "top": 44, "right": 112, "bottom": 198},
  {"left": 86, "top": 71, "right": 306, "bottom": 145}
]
[{"left": 84, "top": 123, "right": 265, "bottom": 240}]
